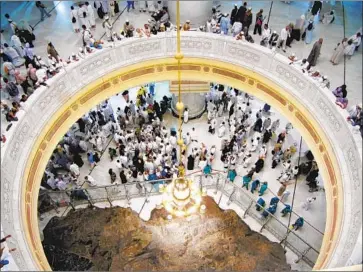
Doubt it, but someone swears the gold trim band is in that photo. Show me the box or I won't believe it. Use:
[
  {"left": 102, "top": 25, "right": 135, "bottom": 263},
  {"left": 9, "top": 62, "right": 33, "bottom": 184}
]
[{"left": 23, "top": 58, "right": 341, "bottom": 270}]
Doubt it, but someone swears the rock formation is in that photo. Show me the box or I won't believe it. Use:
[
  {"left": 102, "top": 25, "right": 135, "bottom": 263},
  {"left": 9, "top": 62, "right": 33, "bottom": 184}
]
[{"left": 42, "top": 196, "right": 291, "bottom": 271}]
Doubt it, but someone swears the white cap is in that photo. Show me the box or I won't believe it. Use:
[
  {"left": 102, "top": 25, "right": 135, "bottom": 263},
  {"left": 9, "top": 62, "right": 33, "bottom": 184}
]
[
  {"left": 292, "top": 53, "right": 295, "bottom": 56},
  {"left": 186, "top": 20, "right": 190, "bottom": 23},
  {"left": 224, "top": 13, "right": 228, "bottom": 16},
  {"left": 273, "top": 30, "right": 277, "bottom": 34},
  {"left": 104, "top": 15, "right": 109, "bottom": 20},
  {"left": 234, "top": 4, "right": 237, "bottom": 6},
  {"left": 248, "top": 7, "right": 252, "bottom": 10}
]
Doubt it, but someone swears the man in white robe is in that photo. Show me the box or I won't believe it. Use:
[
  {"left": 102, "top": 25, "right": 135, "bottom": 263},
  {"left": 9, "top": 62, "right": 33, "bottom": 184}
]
[
  {"left": 3, "top": 43, "right": 24, "bottom": 67},
  {"left": 70, "top": 163, "right": 80, "bottom": 177},
  {"left": 85, "top": 175, "right": 97, "bottom": 186},
  {"left": 95, "top": 136, "right": 103, "bottom": 152},
  {"left": 183, "top": 108, "right": 189, "bottom": 123},
  {"left": 218, "top": 122, "right": 226, "bottom": 138},
  {"left": 85, "top": 2, "right": 96, "bottom": 28},
  {"left": 10, "top": 35, "right": 24, "bottom": 57}
]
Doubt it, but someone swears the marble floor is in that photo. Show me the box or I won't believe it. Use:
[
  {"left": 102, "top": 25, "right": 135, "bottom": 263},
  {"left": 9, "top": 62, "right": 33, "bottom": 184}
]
[
  {"left": 1, "top": 1, "right": 362, "bottom": 136},
  {"left": 37, "top": 82, "right": 325, "bottom": 270},
  {"left": 0, "top": 1, "right": 361, "bottom": 104}
]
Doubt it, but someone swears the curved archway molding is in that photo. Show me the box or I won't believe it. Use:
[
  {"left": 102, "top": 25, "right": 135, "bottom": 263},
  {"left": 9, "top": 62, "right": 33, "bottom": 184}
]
[{"left": 1, "top": 33, "right": 361, "bottom": 271}]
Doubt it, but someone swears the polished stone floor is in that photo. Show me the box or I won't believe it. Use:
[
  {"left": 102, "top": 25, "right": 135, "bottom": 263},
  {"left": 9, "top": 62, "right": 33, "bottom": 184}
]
[
  {"left": 1, "top": 1, "right": 362, "bottom": 137},
  {"left": 0, "top": 1, "right": 361, "bottom": 103},
  {"left": 37, "top": 82, "right": 324, "bottom": 270}
]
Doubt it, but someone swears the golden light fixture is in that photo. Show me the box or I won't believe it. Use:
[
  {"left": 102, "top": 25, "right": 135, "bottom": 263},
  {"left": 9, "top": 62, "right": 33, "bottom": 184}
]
[
  {"left": 162, "top": 177, "right": 203, "bottom": 217},
  {"left": 161, "top": 0, "right": 204, "bottom": 218}
]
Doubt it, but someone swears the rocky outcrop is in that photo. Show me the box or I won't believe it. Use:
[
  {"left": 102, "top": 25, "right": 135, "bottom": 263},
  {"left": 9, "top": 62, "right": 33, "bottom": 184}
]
[{"left": 42, "top": 196, "right": 291, "bottom": 271}]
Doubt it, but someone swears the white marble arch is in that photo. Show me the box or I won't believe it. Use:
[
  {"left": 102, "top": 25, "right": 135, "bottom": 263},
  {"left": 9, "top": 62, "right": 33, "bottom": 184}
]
[{"left": 0, "top": 32, "right": 361, "bottom": 270}]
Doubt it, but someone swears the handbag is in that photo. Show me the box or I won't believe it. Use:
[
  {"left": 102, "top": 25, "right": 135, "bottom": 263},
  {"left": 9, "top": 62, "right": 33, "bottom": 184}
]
[
  {"left": 82, "top": 32, "right": 87, "bottom": 47},
  {"left": 256, "top": 16, "right": 263, "bottom": 26},
  {"left": 301, "top": 30, "right": 306, "bottom": 40},
  {"left": 114, "top": 1, "right": 120, "bottom": 13},
  {"left": 72, "top": 16, "right": 76, "bottom": 23}
]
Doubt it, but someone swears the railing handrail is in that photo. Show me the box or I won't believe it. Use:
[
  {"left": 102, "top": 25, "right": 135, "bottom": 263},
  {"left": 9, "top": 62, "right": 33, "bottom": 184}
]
[
  {"left": 43, "top": 169, "right": 324, "bottom": 237},
  {"left": 1, "top": 31, "right": 361, "bottom": 162},
  {"left": 226, "top": 182, "right": 321, "bottom": 254},
  {"left": 265, "top": 187, "right": 325, "bottom": 235},
  {"left": 45, "top": 177, "right": 173, "bottom": 194},
  {"left": 43, "top": 170, "right": 206, "bottom": 194},
  {"left": 42, "top": 172, "right": 321, "bottom": 258},
  {"left": 1, "top": 30, "right": 360, "bottom": 271}
]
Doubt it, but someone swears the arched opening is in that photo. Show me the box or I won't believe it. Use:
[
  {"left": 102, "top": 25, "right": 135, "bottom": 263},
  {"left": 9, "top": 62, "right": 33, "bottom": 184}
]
[{"left": 22, "top": 57, "right": 343, "bottom": 270}]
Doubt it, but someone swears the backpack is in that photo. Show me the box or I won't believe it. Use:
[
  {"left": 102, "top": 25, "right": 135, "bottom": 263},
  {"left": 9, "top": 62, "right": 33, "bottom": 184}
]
[
  {"left": 307, "top": 22, "right": 313, "bottom": 31},
  {"left": 7, "top": 82, "right": 19, "bottom": 97},
  {"left": 97, "top": 3, "right": 104, "bottom": 19},
  {"left": 256, "top": 15, "right": 263, "bottom": 25}
]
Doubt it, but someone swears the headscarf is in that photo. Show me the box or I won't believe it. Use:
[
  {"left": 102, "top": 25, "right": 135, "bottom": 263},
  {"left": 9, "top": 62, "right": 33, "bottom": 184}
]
[
  {"left": 19, "top": 20, "right": 33, "bottom": 33},
  {"left": 14, "top": 70, "right": 26, "bottom": 83},
  {"left": 27, "top": 64, "right": 37, "bottom": 81},
  {"left": 23, "top": 43, "right": 34, "bottom": 59}
]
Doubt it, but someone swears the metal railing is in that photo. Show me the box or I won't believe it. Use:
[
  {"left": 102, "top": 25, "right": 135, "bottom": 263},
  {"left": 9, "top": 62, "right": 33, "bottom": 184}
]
[{"left": 39, "top": 172, "right": 322, "bottom": 268}]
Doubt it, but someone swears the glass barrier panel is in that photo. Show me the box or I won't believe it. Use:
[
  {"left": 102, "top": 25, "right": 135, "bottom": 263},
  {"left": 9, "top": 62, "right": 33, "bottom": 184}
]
[
  {"left": 244, "top": 200, "right": 269, "bottom": 226},
  {"left": 45, "top": 191, "right": 71, "bottom": 207},
  {"left": 106, "top": 184, "right": 128, "bottom": 201},
  {"left": 231, "top": 187, "right": 254, "bottom": 211},
  {"left": 305, "top": 246, "right": 319, "bottom": 266},
  {"left": 264, "top": 216, "right": 288, "bottom": 241},
  {"left": 85, "top": 187, "right": 109, "bottom": 202},
  {"left": 221, "top": 180, "right": 235, "bottom": 197},
  {"left": 285, "top": 231, "right": 313, "bottom": 260}
]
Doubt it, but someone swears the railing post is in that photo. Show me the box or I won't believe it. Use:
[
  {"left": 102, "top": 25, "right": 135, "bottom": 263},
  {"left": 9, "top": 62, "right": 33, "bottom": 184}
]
[
  {"left": 47, "top": 191, "right": 60, "bottom": 214},
  {"left": 84, "top": 189, "right": 94, "bottom": 207},
  {"left": 259, "top": 216, "right": 272, "bottom": 233},
  {"left": 125, "top": 184, "right": 131, "bottom": 206},
  {"left": 217, "top": 178, "right": 227, "bottom": 205},
  {"left": 279, "top": 229, "right": 292, "bottom": 245},
  {"left": 243, "top": 200, "right": 253, "bottom": 219},
  {"left": 105, "top": 187, "right": 113, "bottom": 207},
  {"left": 144, "top": 182, "right": 150, "bottom": 204},
  {"left": 226, "top": 187, "right": 236, "bottom": 206},
  {"left": 138, "top": 183, "right": 152, "bottom": 216},
  {"left": 294, "top": 247, "right": 311, "bottom": 264},
  {"left": 199, "top": 175, "right": 203, "bottom": 191},
  {"left": 214, "top": 174, "right": 220, "bottom": 195},
  {"left": 66, "top": 191, "right": 76, "bottom": 211}
]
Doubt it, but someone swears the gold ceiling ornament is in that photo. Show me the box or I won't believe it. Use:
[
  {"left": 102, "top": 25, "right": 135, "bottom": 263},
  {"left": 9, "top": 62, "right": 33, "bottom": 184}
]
[{"left": 161, "top": 0, "right": 203, "bottom": 218}]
